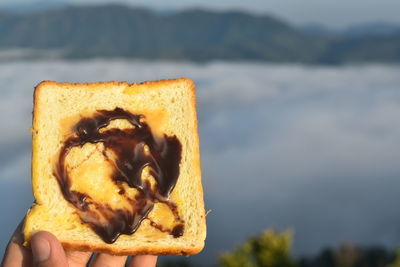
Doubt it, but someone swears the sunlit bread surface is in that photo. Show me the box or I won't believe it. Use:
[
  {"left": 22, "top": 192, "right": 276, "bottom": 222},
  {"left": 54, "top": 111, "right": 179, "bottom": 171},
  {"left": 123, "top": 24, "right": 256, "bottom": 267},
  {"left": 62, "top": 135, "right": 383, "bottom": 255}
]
[{"left": 23, "top": 78, "right": 206, "bottom": 255}]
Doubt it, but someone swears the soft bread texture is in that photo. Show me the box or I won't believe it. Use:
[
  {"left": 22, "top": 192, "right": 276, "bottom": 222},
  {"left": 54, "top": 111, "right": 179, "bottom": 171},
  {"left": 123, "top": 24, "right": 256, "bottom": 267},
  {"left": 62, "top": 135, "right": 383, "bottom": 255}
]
[{"left": 23, "top": 78, "right": 206, "bottom": 255}]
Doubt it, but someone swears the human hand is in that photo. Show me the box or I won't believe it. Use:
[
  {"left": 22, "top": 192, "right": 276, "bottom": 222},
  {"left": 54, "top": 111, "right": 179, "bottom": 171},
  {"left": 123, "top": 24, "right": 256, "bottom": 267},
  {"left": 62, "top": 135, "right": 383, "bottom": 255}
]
[{"left": 1, "top": 220, "right": 157, "bottom": 267}]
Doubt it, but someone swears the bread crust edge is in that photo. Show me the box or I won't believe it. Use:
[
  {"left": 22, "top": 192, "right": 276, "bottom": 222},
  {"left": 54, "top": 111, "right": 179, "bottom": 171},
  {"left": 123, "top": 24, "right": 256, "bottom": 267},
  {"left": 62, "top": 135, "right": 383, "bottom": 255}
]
[{"left": 60, "top": 240, "right": 204, "bottom": 256}]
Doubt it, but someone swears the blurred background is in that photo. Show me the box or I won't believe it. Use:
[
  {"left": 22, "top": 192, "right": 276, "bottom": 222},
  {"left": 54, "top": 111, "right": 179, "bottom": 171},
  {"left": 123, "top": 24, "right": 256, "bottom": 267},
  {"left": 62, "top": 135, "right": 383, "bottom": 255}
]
[{"left": 1, "top": 0, "right": 400, "bottom": 266}]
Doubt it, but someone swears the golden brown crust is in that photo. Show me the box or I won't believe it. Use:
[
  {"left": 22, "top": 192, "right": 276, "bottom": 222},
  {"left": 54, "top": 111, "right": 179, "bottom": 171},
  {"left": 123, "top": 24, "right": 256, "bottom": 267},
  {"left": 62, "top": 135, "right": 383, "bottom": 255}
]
[
  {"left": 186, "top": 79, "right": 207, "bottom": 235},
  {"left": 34, "top": 78, "right": 194, "bottom": 92},
  {"left": 25, "top": 78, "right": 206, "bottom": 256},
  {"left": 60, "top": 241, "right": 203, "bottom": 256},
  {"left": 22, "top": 239, "right": 204, "bottom": 256}
]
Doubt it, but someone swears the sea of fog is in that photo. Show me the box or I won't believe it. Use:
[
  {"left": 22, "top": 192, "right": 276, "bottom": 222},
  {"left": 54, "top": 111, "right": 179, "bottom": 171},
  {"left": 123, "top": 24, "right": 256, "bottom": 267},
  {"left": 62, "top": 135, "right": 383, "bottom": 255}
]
[{"left": 1, "top": 60, "right": 400, "bottom": 264}]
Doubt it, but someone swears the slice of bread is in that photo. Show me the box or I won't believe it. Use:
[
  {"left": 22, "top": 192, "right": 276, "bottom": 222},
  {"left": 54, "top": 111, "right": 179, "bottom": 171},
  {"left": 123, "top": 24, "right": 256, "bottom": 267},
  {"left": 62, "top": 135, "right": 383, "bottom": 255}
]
[{"left": 23, "top": 78, "right": 206, "bottom": 255}]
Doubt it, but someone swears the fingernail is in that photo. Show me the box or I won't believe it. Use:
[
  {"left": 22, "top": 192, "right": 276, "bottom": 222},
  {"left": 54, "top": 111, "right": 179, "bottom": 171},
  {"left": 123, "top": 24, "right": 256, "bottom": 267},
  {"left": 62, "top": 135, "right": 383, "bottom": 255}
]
[{"left": 32, "top": 237, "right": 51, "bottom": 262}]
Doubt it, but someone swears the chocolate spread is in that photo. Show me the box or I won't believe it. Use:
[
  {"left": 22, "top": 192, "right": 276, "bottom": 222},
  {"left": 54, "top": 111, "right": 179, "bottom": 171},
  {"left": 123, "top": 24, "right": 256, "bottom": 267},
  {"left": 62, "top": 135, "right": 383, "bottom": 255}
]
[{"left": 54, "top": 107, "right": 184, "bottom": 243}]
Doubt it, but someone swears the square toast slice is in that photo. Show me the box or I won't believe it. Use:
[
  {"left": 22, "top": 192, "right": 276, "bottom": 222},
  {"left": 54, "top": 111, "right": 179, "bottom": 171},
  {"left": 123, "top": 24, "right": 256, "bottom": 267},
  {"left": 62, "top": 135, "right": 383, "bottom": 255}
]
[{"left": 23, "top": 78, "right": 206, "bottom": 255}]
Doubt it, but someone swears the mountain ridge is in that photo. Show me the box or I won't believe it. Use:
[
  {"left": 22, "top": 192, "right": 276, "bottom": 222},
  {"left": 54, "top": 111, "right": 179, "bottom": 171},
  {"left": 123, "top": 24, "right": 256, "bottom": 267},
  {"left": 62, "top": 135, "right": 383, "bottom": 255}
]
[{"left": 0, "top": 4, "right": 399, "bottom": 63}]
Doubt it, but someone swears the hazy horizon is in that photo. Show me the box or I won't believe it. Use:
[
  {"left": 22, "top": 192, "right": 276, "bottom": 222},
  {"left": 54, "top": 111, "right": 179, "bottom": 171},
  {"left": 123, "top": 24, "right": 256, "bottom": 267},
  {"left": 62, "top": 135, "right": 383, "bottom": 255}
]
[{"left": 1, "top": 0, "right": 400, "bottom": 29}]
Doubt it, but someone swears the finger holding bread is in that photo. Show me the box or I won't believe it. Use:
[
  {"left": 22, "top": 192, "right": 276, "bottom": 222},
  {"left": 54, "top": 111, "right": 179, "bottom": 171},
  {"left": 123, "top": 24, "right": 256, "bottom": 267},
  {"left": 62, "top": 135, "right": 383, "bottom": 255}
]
[
  {"left": 91, "top": 254, "right": 127, "bottom": 267},
  {"left": 129, "top": 255, "right": 158, "bottom": 267},
  {"left": 1, "top": 219, "right": 32, "bottom": 267},
  {"left": 31, "top": 231, "right": 68, "bottom": 267},
  {"left": 64, "top": 250, "right": 92, "bottom": 267}
]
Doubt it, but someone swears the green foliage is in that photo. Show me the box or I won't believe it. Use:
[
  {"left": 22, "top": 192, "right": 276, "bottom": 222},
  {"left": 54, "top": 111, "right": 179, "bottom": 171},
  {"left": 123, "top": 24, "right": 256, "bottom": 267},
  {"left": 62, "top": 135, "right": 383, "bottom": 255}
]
[
  {"left": 218, "top": 229, "right": 296, "bottom": 267},
  {"left": 333, "top": 244, "right": 360, "bottom": 267},
  {"left": 298, "top": 245, "right": 396, "bottom": 267},
  {"left": 218, "top": 230, "right": 399, "bottom": 267},
  {"left": 388, "top": 249, "right": 400, "bottom": 267}
]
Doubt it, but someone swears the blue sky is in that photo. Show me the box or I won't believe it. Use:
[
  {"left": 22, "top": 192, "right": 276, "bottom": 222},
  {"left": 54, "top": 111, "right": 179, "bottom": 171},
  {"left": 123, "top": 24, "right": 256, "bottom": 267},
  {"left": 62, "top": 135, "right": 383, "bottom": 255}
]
[{"left": 1, "top": 0, "right": 400, "bottom": 28}]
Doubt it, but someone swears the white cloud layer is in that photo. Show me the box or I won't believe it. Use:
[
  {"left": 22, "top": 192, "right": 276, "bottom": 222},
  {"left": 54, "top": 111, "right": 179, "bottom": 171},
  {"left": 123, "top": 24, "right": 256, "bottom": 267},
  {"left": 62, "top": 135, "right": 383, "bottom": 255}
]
[{"left": 1, "top": 60, "right": 400, "bottom": 262}]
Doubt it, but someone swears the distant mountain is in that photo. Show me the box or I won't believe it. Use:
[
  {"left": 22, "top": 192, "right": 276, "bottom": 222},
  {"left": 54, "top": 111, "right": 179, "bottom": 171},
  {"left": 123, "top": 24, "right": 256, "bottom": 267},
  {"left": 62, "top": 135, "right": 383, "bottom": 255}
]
[
  {"left": 0, "top": 4, "right": 399, "bottom": 64},
  {"left": 343, "top": 22, "right": 400, "bottom": 37},
  {"left": 300, "top": 23, "right": 335, "bottom": 37},
  {"left": 0, "top": 0, "right": 67, "bottom": 14},
  {"left": 301, "top": 22, "right": 400, "bottom": 38}
]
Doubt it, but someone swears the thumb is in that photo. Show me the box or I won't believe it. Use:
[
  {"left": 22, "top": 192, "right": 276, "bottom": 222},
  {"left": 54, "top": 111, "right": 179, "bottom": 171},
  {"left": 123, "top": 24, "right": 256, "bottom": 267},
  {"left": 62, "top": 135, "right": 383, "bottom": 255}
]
[{"left": 31, "top": 231, "right": 68, "bottom": 267}]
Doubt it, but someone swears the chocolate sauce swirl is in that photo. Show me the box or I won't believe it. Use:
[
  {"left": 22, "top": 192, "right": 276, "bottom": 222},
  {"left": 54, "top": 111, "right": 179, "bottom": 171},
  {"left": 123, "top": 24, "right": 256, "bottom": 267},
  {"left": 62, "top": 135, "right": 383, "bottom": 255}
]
[{"left": 54, "top": 108, "right": 184, "bottom": 243}]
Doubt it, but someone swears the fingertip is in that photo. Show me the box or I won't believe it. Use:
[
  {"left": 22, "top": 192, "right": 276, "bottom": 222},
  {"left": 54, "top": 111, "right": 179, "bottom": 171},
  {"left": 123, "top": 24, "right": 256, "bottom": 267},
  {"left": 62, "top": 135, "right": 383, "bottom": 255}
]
[
  {"left": 31, "top": 231, "right": 68, "bottom": 267},
  {"left": 31, "top": 231, "right": 58, "bottom": 244},
  {"left": 31, "top": 233, "right": 51, "bottom": 262},
  {"left": 31, "top": 231, "right": 64, "bottom": 255},
  {"left": 1, "top": 221, "right": 32, "bottom": 267},
  {"left": 129, "top": 255, "right": 158, "bottom": 267}
]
